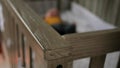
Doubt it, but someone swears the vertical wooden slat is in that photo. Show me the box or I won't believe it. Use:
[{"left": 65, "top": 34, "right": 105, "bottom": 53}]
[
  {"left": 9, "top": 17, "right": 15, "bottom": 68},
  {"left": 111, "top": 0, "right": 120, "bottom": 24},
  {"left": 115, "top": 1, "right": 120, "bottom": 27},
  {"left": 67, "top": 61, "right": 73, "bottom": 68},
  {"left": 78, "top": 0, "right": 84, "bottom": 6},
  {"left": 89, "top": 55, "right": 106, "bottom": 68},
  {"left": 84, "top": 0, "right": 90, "bottom": 10},
  {"left": 74, "top": 0, "right": 120, "bottom": 25},
  {"left": 101, "top": 0, "right": 108, "bottom": 20},
  {"left": 117, "top": 57, "right": 120, "bottom": 68},
  {"left": 92, "top": 0, "right": 98, "bottom": 14},
  {"left": 47, "top": 58, "right": 72, "bottom": 68},
  {"left": 2, "top": 3, "right": 14, "bottom": 68},
  {"left": 12, "top": 18, "right": 19, "bottom": 68},
  {"left": 57, "top": 0, "right": 61, "bottom": 10},
  {"left": 24, "top": 36, "right": 30, "bottom": 68},
  {"left": 57, "top": 0, "right": 73, "bottom": 11}
]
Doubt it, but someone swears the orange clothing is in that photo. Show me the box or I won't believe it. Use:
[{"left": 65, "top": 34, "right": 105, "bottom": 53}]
[{"left": 44, "top": 17, "right": 62, "bottom": 25}]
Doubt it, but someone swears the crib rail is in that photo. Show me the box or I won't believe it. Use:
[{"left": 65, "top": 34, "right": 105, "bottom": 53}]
[{"left": 1, "top": 0, "right": 120, "bottom": 68}]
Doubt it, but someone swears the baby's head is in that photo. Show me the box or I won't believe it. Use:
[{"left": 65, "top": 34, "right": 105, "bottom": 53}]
[{"left": 45, "top": 8, "right": 59, "bottom": 18}]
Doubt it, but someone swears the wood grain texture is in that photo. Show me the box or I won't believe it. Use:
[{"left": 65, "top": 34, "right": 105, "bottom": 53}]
[
  {"left": 89, "top": 55, "right": 106, "bottom": 68},
  {"left": 1, "top": 0, "right": 48, "bottom": 68},
  {"left": 2, "top": 0, "right": 120, "bottom": 68},
  {"left": 1, "top": 0, "right": 69, "bottom": 50},
  {"left": 62, "top": 29, "right": 120, "bottom": 60}
]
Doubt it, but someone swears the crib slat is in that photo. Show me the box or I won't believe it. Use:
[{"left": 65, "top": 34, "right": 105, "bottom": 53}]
[
  {"left": 117, "top": 57, "right": 120, "bottom": 68},
  {"left": 67, "top": 61, "right": 73, "bottom": 68},
  {"left": 89, "top": 55, "right": 106, "bottom": 68}
]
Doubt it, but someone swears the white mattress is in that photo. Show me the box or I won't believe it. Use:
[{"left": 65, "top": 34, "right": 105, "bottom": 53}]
[{"left": 61, "top": 2, "right": 116, "bottom": 33}]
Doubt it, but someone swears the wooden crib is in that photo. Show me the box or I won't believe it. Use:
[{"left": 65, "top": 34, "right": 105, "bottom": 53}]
[{"left": 0, "top": 0, "right": 120, "bottom": 68}]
